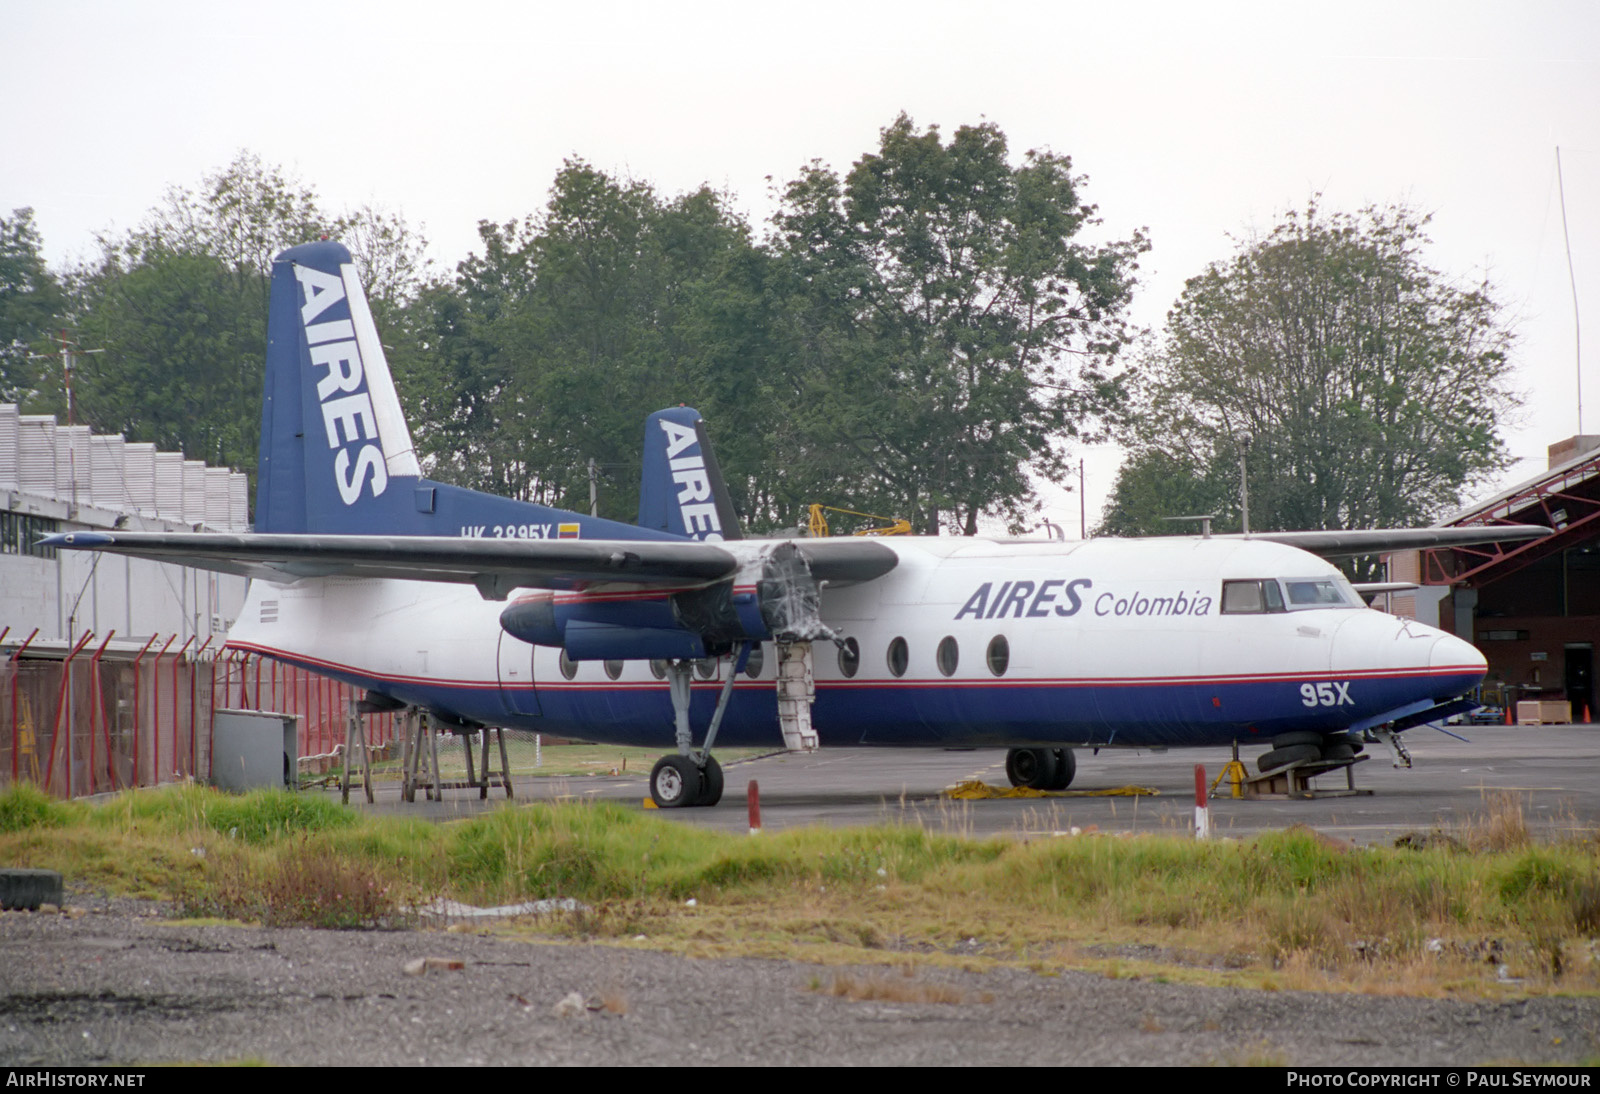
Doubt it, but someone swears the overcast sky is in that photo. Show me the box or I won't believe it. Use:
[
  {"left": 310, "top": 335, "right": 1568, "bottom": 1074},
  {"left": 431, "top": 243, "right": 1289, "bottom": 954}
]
[{"left": 3, "top": 0, "right": 1597, "bottom": 530}]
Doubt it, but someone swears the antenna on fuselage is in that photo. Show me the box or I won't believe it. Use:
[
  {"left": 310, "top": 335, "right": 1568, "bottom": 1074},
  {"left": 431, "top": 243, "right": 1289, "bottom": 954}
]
[{"left": 1163, "top": 514, "right": 1219, "bottom": 539}]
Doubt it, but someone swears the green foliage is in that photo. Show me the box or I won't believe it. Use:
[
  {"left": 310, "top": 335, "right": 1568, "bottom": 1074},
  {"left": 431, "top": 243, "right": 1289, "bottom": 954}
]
[
  {"left": 1103, "top": 201, "right": 1516, "bottom": 563},
  {"left": 191, "top": 789, "right": 357, "bottom": 845},
  {"left": 396, "top": 117, "right": 1142, "bottom": 533},
  {"left": 771, "top": 114, "right": 1147, "bottom": 533},
  {"left": 1095, "top": 448, "right": 1237, "bottom": 537},
  {"left": 53, "top": 153, "right": 427, "bottom": 495},
  {"left": 0, "top": 207, "right": 66, "bottom": 405},
  {"left": 0, "top": 783, "right": 73, "bottom": 832},
  {"left": 65, "top": 247, "right": 265, "bottom": 469},
  {"left": 397, "top": 162, "right": 778, "bottom": 523},
  {"left": 89, "top": 784, "right": 354, "bottom": 844}
]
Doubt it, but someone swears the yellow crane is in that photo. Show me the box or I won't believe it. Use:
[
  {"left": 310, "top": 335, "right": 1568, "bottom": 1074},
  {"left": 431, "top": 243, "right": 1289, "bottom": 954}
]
[{"left": 807, "top": 504, "right": 912, "bottom": 538}]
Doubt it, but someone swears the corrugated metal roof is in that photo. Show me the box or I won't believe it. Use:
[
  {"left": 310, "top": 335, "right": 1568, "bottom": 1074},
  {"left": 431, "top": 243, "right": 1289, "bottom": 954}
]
[{"left": 0, "top": 404, "right": 247, "bottom": 531}]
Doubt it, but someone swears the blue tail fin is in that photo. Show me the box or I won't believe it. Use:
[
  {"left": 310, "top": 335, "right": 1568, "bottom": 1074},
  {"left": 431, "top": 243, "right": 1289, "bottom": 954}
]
[
  {"left": 258, "top": 240, "right": 673, "bottom": 542},
  {"left": 636, "top": 407, "right": 743, "bottom": 541}
]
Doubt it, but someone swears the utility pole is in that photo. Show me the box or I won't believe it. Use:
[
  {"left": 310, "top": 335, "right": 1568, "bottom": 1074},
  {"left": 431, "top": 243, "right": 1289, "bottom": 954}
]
[
  {"left": 28, "top": 332, "right": 101, "bottom": 427},
  {"left": 1079, "top": 458, "right": 1086, "bottom": 539},
  {"left": 1237, "top": 436, "right": 1252, "bottom": 535}
]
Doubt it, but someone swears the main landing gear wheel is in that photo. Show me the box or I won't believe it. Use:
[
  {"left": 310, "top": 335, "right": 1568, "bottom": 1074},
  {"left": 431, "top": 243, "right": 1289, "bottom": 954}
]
[
  {"left": 1007, "top": 747, "right": 1073, "bottom": 790},
  {"left": 650, "top": 755, "right": 703, "bottom": 808},
  {"left": 695, "top": 754, "right": 724, "bottom": 806},
  {"left": 1049, "top": 747, "right": 1076, "bottom": 790}
]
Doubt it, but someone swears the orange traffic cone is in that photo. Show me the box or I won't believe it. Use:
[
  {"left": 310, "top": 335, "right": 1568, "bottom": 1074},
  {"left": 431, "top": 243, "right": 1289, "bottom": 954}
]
[{"left": 1505, "top": 703, "right": 1514, "bottom": 726}]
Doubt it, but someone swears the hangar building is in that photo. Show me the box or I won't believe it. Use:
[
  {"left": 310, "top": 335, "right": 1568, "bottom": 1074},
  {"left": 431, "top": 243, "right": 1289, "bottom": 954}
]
[
  {"left": 0, "top": 403, "right": 250, "bottom": 644},
  {"left": 1412, "top": 435, "right": 1600, "bottom": 722}
]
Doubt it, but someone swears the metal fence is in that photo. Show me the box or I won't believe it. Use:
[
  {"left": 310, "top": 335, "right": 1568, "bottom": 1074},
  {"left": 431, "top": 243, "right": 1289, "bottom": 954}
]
[{"left": 1, "top": 629, "right": 397, "bottom": 798}]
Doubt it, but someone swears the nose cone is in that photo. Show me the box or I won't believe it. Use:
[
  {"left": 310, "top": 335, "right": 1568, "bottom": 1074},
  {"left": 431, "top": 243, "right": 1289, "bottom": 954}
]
[
  {"left": 1432, "top": 631, "right": 1486, "bottom": 676},
  {"left": 1331, "top": 612, "right": 1486, "bottom": 695}
]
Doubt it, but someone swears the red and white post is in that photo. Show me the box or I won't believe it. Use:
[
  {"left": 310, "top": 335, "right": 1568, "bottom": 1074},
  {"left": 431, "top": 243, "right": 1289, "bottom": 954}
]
[{"left": 1194, "top": 764, "right": 1211, "bottom": 840}]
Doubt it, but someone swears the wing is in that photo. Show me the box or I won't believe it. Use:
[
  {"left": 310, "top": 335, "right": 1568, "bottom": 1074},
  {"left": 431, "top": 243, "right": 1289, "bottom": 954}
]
[
  {"left": 1238, "top": 525, "right": 1552, "bottom": 558},
  {"left": 39, "top": 531, "right": 899, "bottom": 596},
  {"left": 42, "top": 531, "right": 739, "bottom": 595}
]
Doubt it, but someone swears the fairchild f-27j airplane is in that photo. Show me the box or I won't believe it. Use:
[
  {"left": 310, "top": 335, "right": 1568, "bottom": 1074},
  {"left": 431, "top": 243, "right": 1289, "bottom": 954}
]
[{"left": 47, "top": 241, "right": 1550, "bottom": 807}]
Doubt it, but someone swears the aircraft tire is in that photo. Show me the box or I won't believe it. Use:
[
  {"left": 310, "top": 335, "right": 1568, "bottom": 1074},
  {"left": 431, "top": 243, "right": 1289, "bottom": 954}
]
[
  {"left": 1321, "top": 743, "right": 1357, "bottom": 763},
  {"left": 651, "top": 755, "right": 703, "bottom": 808},
  {"left": 1270, "top": 731, "right": 1325, "bottom": 750},
  {"left": 1257, "top": 744, "right": 1321, "bottom": 773},
  {"left": 1005, "top": 747, "right": 1059, "bottom": 790},
  {"left": 1049, "top": 748, "right": 1076, "bottom": 790},
  {"left": 695, "top": 755, "right": 724, "bottom": 806},
  {"left": 1327, "top": 731, "right": 1366, "bottom": 754}
]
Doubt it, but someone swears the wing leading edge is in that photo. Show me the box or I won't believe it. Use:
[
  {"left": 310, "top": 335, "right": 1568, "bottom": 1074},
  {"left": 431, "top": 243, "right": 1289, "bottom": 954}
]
[
  {"left": 1240, "top": 525, "right": 1552, "bottom": 558},
  {"left": 39, "top": 531, "right": 899, "bottom": 595}
]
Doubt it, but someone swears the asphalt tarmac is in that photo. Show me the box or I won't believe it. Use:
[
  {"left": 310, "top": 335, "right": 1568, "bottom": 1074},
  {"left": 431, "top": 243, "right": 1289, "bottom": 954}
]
[{"left": 340, "top": 724, "right": 1600, "bottom": 844}]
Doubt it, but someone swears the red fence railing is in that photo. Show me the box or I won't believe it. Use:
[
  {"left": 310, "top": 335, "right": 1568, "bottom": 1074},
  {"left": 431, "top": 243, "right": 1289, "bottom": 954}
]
[{"left": 1, "top": 635, "right": 397, "bottom": 798}]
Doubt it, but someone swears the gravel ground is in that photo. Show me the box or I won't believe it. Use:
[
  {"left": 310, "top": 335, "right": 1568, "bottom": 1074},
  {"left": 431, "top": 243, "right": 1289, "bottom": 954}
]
[{"left": 2, "top": 897, "right": 1597, "bottom": 1067}]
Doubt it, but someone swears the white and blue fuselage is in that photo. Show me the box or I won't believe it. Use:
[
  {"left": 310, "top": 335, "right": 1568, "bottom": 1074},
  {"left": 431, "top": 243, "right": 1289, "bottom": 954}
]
[{"left": 226, "top": 534, "right": 1484, "bottom": 752}]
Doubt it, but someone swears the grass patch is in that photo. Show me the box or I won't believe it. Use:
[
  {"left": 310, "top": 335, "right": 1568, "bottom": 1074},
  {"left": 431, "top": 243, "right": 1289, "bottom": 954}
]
[
  {"left": 812, "top": 970, "right": 990, "bottom": 1004},
  {"left": 0, "top": 783, "right": 76, "bottom": 833},
  {"left": 182, "top": 838, "right": 405, "bottom": 929},
  {"left": 4, "top": 783, "right": 1600, "bottom": 996}
]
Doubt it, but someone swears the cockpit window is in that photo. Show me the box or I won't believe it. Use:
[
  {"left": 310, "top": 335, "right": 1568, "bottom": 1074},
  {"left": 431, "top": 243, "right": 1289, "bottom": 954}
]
[
  {"left": 1221, "top": 579, "right": 1285, "bottom": 614},
  {"left": 1283, "top": 578, "right": 1359, "bottom": 609}
]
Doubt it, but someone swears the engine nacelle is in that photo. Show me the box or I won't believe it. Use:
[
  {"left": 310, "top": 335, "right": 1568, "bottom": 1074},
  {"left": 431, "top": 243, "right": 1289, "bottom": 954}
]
[
  {"left": 498, "top": 543, "right": 840, "bottom": 661},
  {"left": 498, "top": 581, "right": 770, "bottom": 661}
]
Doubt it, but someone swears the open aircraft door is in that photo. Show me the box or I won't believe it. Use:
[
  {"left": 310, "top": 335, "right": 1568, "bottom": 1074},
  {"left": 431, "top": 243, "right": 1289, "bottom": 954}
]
[{"left": 496, "top": 631, "right": 542, "bottom": 718}]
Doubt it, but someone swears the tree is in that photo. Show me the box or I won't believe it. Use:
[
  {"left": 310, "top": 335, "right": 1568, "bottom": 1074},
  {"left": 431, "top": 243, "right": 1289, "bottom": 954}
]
[
  {"left": 771, "top": 114, "right": 1147, "bottom": 534},
  {"left": 58, "top": 154, "right": 427, "bottom": 480},
  {"left": 400, "top": 161, "right": 779, "bottom": 523},
  {"left": 1101, "top": 201, "right": 1518, "bottom": 567},
  {"left": 0, "top": 208, "right": 65, "bottom": 405}
]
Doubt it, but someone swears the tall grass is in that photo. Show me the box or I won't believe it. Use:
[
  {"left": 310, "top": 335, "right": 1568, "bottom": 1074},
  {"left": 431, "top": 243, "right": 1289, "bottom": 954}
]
[{"left": 2, "top": 783, "right": 1598, "bottom": 992}]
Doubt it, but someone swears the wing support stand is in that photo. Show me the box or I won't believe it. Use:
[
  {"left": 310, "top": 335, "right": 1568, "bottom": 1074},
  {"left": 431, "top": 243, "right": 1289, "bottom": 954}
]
[
  {"left": 340, "top": 700, "right": 375, "bottom": 805},
  {"left": 398, "top": 709, "right": 514, "bottom": 802},
  {"left": 400, "top": 708, "right": 440, "bottom": 803}
]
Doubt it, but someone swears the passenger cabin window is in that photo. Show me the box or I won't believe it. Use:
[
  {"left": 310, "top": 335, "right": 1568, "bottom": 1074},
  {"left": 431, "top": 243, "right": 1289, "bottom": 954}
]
[
  {"left": 559, "top": 650, "right": 580, "bottom": 680},
  {"left": 886, "top": 637, "right": 909, "bottom": 678},
  {"left": 839, "top": 637, "right": 860, "bottom": 678},
  {"left": 649, "top": 659, "right": 668, "bottom": 680},
  {"left": 604, "top": 659, "right": 624, "bottom": 680},
  {"left": 937, "top": 636, "right": 960, "bottom": 677},
  {"left": 1221, "top": 579, "right": 1285, "bottom": 615},
  {"left": 986, "top": 635, "right": 1009, "bottom": 677},
  {"left": 743, "top": 645, "right": 764, "bottom": 678}
]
